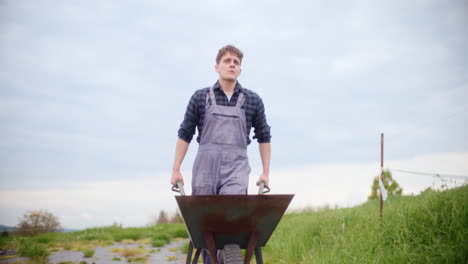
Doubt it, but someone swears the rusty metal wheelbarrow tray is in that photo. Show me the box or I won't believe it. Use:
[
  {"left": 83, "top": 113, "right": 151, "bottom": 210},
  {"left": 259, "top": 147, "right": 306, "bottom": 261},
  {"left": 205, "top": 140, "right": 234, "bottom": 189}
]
[
  {"left": 176, "top": 194, "right": 294, "bottom": 264},
  {"left": 176, "top": 194, "right": 293, "bottom": 249}
]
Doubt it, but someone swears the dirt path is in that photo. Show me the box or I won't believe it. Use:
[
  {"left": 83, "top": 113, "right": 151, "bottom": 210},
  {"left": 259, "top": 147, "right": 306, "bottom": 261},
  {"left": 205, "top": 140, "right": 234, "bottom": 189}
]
[{"left": 1, "top": 240, "right": 189, "bottom": 264}]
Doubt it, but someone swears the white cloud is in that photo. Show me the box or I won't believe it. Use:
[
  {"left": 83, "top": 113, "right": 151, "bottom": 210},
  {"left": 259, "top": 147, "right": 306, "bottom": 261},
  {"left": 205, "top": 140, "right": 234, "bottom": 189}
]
[{"left": 79, "top": 212, "right": 93, "bottom": 221}]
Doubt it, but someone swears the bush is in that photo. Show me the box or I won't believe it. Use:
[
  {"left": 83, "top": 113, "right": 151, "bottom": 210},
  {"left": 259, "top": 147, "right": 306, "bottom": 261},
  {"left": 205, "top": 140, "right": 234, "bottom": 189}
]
[
  {"left": 83, "top": 249, "right": 95, "bottom": 258},
  {"left": 111, "top": 228, "right": 145, "bottom": 242},
  {"left": 63, "top": 243, "right": 72, "bottom": 250},
  {"left": 169, "top": 226, "right": 188, "bottom": 238},
  {"left": 120, "top": 247, "right": 147, "bottom": 257},
  {"left": 0, "top": 237, "right": 8, "bottom": 247},
  {"left": 152, "top": 233, "right": 171, "bottom": 244},
  {"left": 180, "top": 241, "right": 190, "bottom": 254},
  {"left": 32, "top": 233, "right": 55, "bottom": 244},
  {"left": 17, "top": 209, "right": 62, "bottom": 236},
  {"left": 19, "top": 240, "right": 48, "bottom": 258},
  {"left": 157, "top": 211, "right": 169, "bottom": 224},
  {"left": 151, "top": 239, "right": 166, "bottom": 247}
]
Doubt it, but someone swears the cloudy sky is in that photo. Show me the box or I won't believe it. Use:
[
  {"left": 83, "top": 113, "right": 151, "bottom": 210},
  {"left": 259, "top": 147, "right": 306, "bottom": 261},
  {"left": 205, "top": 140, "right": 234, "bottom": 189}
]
[{"left": 1, "top": 0, "right": 467, "bottom": 229}]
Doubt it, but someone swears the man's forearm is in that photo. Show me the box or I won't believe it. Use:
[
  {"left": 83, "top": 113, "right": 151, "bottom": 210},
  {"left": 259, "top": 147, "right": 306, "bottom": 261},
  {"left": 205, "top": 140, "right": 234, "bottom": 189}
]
[
  {"left": 172, "top": 138, "right": 190, "bottom": 172},
  {"left": 259, "top": 143, "right": 271, "bottom": 174}
]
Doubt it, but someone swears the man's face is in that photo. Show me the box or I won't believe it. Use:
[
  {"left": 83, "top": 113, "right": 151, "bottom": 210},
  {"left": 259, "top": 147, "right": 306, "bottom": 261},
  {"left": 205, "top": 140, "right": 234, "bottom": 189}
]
[{"left": 215, "top": 52, "right": 242, "bottom": 82}]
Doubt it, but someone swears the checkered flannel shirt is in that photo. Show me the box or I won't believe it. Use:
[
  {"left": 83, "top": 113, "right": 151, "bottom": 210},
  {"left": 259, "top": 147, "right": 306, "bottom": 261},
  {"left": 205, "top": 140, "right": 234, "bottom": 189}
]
[{"left": 177, "top": 80, "right": 271, "bottom": 145}]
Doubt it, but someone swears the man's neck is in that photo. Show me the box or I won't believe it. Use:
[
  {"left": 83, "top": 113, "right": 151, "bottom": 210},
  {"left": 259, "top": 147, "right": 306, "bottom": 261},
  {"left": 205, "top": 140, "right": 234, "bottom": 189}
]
[{"left": 218, "top": 79, "right": 237, "bottom": 96}]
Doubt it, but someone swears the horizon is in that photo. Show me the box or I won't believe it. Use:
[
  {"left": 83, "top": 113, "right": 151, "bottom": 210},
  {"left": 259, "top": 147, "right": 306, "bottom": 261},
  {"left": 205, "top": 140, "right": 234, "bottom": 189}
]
[{"left": 1, "top": 0, "right": 467, "bottom": 229}]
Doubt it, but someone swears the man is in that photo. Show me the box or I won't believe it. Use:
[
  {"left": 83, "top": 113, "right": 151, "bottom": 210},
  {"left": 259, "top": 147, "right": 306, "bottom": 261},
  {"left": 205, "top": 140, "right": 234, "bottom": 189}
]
[
  {"left": 171, "top": 44, "right": 271, "bottom": 195},
  {"left": 171, "top": 45, "right": 271, "bottom": 264}
]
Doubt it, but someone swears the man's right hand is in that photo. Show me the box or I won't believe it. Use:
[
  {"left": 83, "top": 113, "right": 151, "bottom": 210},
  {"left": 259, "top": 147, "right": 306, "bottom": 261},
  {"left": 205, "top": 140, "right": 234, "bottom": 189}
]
[{"left": 171, "top": 169, "right": 184, "bottom": 186}]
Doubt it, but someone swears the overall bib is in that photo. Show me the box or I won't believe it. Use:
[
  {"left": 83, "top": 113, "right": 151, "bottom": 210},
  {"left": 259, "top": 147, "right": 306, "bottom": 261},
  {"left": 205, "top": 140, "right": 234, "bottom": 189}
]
[{"left": 192, "top": 87, "right": 251, "bottom": 195}]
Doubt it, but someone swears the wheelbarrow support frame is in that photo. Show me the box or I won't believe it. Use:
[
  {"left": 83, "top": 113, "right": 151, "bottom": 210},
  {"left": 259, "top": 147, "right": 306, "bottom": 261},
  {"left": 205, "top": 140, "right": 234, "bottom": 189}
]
[{"left": 173, "top": 181, "right": 291, "bottom": 264}]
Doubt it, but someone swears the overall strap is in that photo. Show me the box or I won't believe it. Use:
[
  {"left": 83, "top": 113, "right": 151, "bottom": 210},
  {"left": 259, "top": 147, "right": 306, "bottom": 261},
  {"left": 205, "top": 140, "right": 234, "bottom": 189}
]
[
  {"left": 236, "top": 91, "right": 245, "bottom": 108},
  {"left": 208, "top": 86, "right": 216, "bottom": 106}
]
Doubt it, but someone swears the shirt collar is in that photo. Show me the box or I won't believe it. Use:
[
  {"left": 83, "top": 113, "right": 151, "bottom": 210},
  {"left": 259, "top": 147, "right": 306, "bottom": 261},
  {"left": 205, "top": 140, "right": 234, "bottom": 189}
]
[{"left": 213, "top": 80, "right": 243, "bottom": 93}]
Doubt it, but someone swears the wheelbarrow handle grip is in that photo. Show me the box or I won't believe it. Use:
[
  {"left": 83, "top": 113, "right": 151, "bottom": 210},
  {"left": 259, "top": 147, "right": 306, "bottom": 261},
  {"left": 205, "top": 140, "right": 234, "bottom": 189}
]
[
  {"left": 258, "top": 181, "right": 270, "bottom": 194},
  {"left": 172, "top": 180, "right": 186, "bottom": 196}
]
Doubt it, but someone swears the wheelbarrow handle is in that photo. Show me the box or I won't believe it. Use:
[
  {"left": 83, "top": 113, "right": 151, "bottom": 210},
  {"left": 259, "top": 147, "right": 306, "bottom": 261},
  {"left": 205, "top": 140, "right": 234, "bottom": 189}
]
[
  {"left": 172, "top": 180, "right": 186, "bottom": 196},
  {"left": 174, "top": 180, "right": 267, "bottom": 195},
  {"left": 258, "top": 181, "right": 270, "bottom": 195}
]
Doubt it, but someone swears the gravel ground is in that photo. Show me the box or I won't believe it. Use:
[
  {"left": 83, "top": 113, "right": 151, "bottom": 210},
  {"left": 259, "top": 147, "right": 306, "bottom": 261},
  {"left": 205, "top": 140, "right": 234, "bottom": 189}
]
[{"left": 0, "top": 240, "right": 189, "bottom": 264}]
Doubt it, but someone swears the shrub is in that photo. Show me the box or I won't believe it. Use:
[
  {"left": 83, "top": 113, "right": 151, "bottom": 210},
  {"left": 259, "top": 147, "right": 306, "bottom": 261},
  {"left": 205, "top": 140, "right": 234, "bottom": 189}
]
[
  {"left": 119, "top": 247, "right": 147, "bottom": 258},
  {"left": 180, "top": 241, "right": 190, "bottom": 254},
  {"left": 83, "top": 249, "right": 95, "bottom": 258},
  {"left": 32, "top": 233, "right": 54, "bottom": 244},
  {"left": 17, "top": 209, "right": 62, "bottom": 236},
  {"left": 128, "top": 256, "right": 148, "bottom": 263},
  {"left": 169, "top": 226, "right": 188, "bottom": 238},
  {"left": 112, "top": 228, "right": 144, "bottom": 242},
  {"left": 19, "top": 241, "right": 48, "bottom": 258},
  {"left": 167, "top": 255, "right": 177, "bottom": 261},
  {"left": 63, "top": 243, "right": 72, "bottom": 250},
  {"left": 152, "top": 233, "right": 170, "bottom": 244},
  {"left": 0, "top": 237, "right": 8, "bottom": 247},
  {"left": 151, "top": 240, "right": 166, "bottom": 247}
]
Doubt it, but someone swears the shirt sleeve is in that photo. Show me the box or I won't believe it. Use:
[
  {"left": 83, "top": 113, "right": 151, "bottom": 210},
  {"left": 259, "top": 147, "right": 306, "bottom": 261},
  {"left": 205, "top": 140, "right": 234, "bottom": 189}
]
[
  {"left": 252, "top": 96, "right": 271, "bottom": 143},
  {"left": 177, "top": 92, "right": 199, "bottom": 143}
]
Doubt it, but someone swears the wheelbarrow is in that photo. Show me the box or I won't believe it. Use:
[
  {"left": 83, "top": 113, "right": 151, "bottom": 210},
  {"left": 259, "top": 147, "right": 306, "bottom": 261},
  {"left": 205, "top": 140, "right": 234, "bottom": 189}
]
[{"left": 172, "top": 181, "right": 294, "bottom": 264}]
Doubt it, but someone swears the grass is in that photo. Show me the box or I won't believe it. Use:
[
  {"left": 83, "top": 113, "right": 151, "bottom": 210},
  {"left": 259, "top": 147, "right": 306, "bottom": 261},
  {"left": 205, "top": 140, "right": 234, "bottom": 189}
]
[
  {"left": 167, "top": 255, "right": 178, "bottom": 261},
  {"left": 0, "top": 254, "right": 20, "bottom": 261},
  {"left": 8, "top": 186, "right": 463, "bottom": 263},
  {"left": 0, "top": 223, "right": 188, "bottom": 260},
  {"left": 62, "top": 243, "right": 72, "bottom": 250},
  {"left": 110, "top": 247, "right": 123, "bottom": 253},
  {"left": 262, "top": 184, "right": 468, "bottom": 264},
  {"left": 180, "top": 241, "right": 190, "bottom": 254},
  {"left": 119, "top": 246, "right": 148, "bottom": 258},
  {"left": 18, "top": 240, "right": 48, "bottom": 258},
  {"left": 127, "top": 256, "right": 149, "bottom": 263}
]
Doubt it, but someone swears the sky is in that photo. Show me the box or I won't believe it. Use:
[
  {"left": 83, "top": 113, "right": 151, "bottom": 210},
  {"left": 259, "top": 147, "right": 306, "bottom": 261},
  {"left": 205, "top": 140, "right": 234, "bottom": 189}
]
[{"left": 1, "top": 0, "right": 467, "bottom": 229}]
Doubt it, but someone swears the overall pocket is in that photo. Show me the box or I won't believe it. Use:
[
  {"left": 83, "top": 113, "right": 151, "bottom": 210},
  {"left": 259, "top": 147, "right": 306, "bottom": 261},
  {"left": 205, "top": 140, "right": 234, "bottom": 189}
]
[{"left": 208, "top": 113, "right": 243, "bottom": 145}]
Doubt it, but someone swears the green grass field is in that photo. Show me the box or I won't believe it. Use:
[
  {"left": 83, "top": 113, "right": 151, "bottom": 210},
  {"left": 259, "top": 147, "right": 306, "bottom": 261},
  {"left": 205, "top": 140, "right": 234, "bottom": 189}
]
[
  {"left": 262, "top": 185, "right": 468, "bottom": 264},
  {"left": 1, "top": 185, "right": 466, "bottom": 264},
  {"left": 0, "top": 223, "right": 188, "bottom": 262}
]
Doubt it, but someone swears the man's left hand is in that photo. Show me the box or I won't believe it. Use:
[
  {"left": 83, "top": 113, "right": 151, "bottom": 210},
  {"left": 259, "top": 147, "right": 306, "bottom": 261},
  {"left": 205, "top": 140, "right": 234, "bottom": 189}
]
[{"left": 256, "top": 172, "right": 269, "bottom": 187}]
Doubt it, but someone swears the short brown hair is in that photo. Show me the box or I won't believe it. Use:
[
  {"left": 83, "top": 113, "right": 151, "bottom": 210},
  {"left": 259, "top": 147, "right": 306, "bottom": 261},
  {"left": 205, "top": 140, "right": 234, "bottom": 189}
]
[{"left": 216, "top": 45, "right": 243, "bottom": 64}]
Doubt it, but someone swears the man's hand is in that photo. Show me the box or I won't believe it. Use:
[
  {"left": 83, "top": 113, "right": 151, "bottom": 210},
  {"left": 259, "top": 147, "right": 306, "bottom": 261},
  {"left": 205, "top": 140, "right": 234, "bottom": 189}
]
[
  {"left": 171, "top": 139, "right": 190, "bottom": 186},
  {"left": 258, "top": 143, "right": 271, "bottom": 187},
  {"left": 256, "top": 172, "right": 269, "bottom": 187},
  {"left": 171, "top": 169, "right": 184, "bottom": 186}
]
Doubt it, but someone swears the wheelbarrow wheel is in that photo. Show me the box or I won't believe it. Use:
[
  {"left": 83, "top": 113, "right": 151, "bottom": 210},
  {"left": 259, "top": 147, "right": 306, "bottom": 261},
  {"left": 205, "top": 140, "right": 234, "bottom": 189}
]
[{"left": 223, "top": 244, "right": 242, "bottom": 264}]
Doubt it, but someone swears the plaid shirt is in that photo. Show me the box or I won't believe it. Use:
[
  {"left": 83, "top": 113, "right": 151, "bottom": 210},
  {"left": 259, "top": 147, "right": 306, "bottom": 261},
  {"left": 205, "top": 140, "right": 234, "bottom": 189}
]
[{"left": 178, "top": 80, "right": 271, "bottom": 145}]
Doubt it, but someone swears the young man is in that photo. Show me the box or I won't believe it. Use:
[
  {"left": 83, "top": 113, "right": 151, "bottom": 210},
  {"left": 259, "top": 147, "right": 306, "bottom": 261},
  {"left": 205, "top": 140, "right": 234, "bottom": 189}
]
[{"left": 171, "top": 44, "right": 271, "bottom": 195}]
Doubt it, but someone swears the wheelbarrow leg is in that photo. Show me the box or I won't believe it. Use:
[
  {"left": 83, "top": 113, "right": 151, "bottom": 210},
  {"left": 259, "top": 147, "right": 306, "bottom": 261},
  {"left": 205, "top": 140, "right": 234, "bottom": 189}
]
[
  {"left": 244, "top": 232, "right": 259, "bottom": 264},
  {"left": 192, "top": 248, "right": 202, "bottom": 264},
  {"left": 186, "top": 241, "right": 194, "bottom": 264},
  {"left": 204, "top": 232, "right": 219, "bottom": 264},
  {"left": 254, "top": 247, "right": 263, "bottom": 264}
]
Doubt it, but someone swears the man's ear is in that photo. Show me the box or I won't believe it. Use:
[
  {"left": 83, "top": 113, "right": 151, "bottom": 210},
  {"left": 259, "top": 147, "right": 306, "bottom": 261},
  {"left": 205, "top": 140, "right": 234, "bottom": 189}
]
[{"left": 215, "top": 64, "right": 219, "bottom": 73}]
